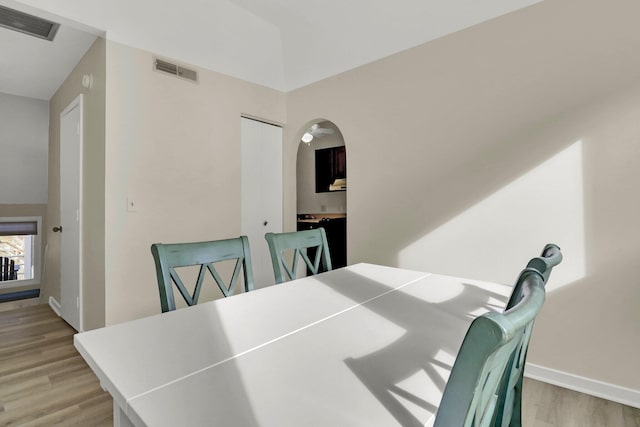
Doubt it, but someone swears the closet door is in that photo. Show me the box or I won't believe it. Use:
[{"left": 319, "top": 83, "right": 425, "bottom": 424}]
[
  {"left": 241, "top": 117, "right": 282, "bottom": 288},
  {"left": 60, "top": 95, "right": 83, "bottom": 331}
]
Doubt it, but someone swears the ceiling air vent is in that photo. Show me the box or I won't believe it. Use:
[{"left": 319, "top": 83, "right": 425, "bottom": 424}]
[
  {"left": 154, "top": 58, "right": 198, "bottom": 83},
  {"left": 0, "top": 4, "right": 60, "bottom": 41}
]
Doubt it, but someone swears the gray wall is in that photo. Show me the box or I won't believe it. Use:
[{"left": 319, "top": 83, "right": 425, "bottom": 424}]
[{"left": 0, "top": 92, "right": 48, "bottom": 204}]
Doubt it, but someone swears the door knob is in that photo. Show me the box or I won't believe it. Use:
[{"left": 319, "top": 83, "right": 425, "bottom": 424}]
[{"left": 53, "top": 226, "right": 63, "bottom": 232}]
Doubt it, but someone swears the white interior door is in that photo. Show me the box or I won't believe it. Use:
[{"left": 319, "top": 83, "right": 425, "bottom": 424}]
[
  {"left": 241, "top": 117, "right": 283, "bottom": 288},
  {"left": 59, "top": 95, "right": 83, "bottom": 331}
]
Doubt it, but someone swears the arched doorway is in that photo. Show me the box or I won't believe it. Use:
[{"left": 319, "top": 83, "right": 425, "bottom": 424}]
[{"left": 295, "top": 120, "right": 347, "bottom": 268}]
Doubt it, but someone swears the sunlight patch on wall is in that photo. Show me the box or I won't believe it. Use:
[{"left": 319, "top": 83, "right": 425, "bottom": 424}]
[{"left": 399, "top": 141, "right": 586, "bottom": 291}]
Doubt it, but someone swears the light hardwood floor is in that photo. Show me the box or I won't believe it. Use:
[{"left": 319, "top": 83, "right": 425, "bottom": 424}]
[
  {"left": 0, "top": 303, "right": 112, "bottom": 426},
  {"left": 522, "top": 377, "right": 640, "bottom": 427},
  {"left": 1, "top": 303, "right": 638, "bottom": 426},
  {"left": 0, "top": 297, "right": 39, "bottom": 313}
]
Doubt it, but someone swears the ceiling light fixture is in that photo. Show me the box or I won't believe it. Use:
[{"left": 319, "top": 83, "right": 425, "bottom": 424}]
[{"left": 301, "top": 132, "right": 313, "bottom": 144}]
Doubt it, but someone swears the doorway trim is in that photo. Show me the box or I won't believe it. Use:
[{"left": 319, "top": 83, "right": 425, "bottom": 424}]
[
  {"left": 294, "top": 119, "right": 348, "bottom": 267},
  {"left": 59, "top": 94, "right": 84, "bottom": 331},
  {"left": 240, "top": 116, "right": 283, "bottom": 288}
]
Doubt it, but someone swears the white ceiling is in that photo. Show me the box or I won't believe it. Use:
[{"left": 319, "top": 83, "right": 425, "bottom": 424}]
[
  {"left": 0, "top": 0, "right": 98, "bottom": 99},
  {"left": 1, "top": 0, "right": 541, "bottom": 100}
]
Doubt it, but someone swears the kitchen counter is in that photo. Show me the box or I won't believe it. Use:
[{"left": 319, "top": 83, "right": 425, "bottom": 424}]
[{"left": 297, "top": 213, "right": 346, "bottom": 224}]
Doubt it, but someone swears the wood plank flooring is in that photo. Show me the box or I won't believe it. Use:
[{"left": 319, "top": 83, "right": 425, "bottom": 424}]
[
  {"left": 0, "top": 303, "right": 112, "bottom": 426},
  {"left": 1, "top": 303, "right": 639, "bottom": 426},
  {"left": 522, "top": 378, "right": 640, "bottom": 427},
  {"left": 0, "top": 297, "right": 39, "bottom": 313}
]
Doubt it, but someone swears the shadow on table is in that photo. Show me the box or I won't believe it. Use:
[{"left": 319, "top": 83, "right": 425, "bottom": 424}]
[
  {"left": 318, "top": 269, "right": 506, "bottom": 427},
  {"left": 122, "top": 301, "right": 264, "bottom": 426}
]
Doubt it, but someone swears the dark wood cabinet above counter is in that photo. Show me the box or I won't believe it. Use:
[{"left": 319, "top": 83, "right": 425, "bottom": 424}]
[{"left": 315, "top": 146, "right": 346, "bottom": 193}]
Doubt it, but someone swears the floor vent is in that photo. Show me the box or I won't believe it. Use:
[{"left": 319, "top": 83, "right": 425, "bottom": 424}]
[
  {"left": 154, "top": 58, "right": 198, "bottom": 83},
  {"left": 0, "top": 4, "right": 59, "bottom": 41}
]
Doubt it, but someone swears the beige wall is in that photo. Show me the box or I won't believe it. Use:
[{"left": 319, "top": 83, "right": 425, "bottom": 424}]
[
  {"left": 285, "top": 0, "right": 640, "bottom": 392},
  {"left": 46, "top": 37, "right": 106, "bottom": 330},
  {"left": 104, "top": 41, "right": 286, "bottom": 325},
  {"left": 526, "top": 85, "right": 640, "bottom": 391}
]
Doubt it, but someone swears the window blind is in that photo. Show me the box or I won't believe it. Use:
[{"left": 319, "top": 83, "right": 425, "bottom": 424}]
[{"left": 0, "top": 221, "right": 38, "bottom": 236}]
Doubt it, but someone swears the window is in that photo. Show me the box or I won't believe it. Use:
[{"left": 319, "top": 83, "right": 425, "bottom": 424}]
[{"left": 0, "top": 217, "right": 41, "bottom": 287}]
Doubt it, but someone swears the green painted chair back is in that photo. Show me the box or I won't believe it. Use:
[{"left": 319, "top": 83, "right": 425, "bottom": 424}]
[
  {"left": 434, "top": 244, "right": 562, "bottom": 427},
  {"left": 264, "top": 228, "right": 332, "bottom": 284},
  {"left": 494, "top": 244, "right": 562, "bottom": 427},
  {"left": 505, "top": 244, "right": 562, "bottom": 310},
  {"left": 151, "top": 236, "right": 254, "bottom": 312}
]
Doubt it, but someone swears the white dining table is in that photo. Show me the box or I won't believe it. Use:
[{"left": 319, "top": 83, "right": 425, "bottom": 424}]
[{"left": 74, "top": 263, "right": 511, "bottom": 427}]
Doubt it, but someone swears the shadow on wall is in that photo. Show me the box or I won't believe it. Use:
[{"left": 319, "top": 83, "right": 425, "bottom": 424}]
[{"left": 398, "top": 141, "right": 586, "bottom": 292}]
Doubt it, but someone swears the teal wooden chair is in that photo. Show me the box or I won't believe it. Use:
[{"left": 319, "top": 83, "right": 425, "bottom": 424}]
[
  {"left": 494, "top": 243, "right": 562, "bottom": 427},
  {"left": 434, "top": 244, "right": 562, "bottom": 427},
  {"left": 151, "top": 236, "right": 254, "bottom": 312},
  {"left": 264, "top": 228, "right": 332, "bottom": 284}
]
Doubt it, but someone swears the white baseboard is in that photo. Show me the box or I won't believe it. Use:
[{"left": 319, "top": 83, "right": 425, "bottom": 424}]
[
  {"left": 525, "top": 363, "right": 640, "bottom": 409},
  {"left": 48, "top": 296, "right": 61, "bottom": 317}
]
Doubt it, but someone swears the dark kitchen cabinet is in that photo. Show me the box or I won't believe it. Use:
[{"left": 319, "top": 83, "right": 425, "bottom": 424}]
[
  {"left": 315, "top": 146, "right": 346, "bottom": 193},
  {"left": 297, "top": 217, "right": 346, "bottom": 270}
]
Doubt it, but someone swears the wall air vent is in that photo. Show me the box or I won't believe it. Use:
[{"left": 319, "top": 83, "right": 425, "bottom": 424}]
[
  {"left": 154, "top": 58, "right": 198, "bottom": 83},
  {"left": 0, "top": 4, "right": 60, "bottom": 41}
]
